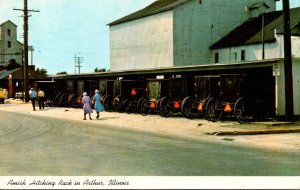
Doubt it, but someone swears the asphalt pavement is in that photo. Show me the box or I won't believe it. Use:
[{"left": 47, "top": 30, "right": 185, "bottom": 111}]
[{"left": 2, "top": 110, "right": 300, "bottom": 176}]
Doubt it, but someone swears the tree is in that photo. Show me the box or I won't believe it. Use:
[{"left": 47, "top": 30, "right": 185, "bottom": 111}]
[
  {"left": 7, "top": 59, "right": 21, "bottom": 70},
  {"left": 94, "top": 67, "right": 106, "bottom": 72},
  {"left": 35, "top": 68, "right": 48, "bottom": 76},
  {"left": 56, "top": 71, "right": 67, "bottom": 75}
]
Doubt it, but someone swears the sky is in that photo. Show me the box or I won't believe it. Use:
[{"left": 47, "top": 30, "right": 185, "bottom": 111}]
[
  {"left": 0, "top": 0, "right": 156, "bottom": 74},
  {"left": 0, "top": 0, "right": 299, "bottom": 74}
]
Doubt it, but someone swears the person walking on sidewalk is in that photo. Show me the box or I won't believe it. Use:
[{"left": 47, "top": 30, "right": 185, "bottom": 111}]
[
  {"left": 29, "top": 88, "right": 37, "bottom": 111},
  {"left": 93, "top": 89, "right": 105, "bottom": 119},
  {"left": 37, "top": 88, "right": 45, "bottom": 110},
  {"left": 82, "top": 92, "right": 92, "bottom": 120}
]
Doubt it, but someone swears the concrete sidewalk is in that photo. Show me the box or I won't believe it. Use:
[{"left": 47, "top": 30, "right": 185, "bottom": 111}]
[{"left": 1, "top": 99, "right": 300, "bottom": 137}]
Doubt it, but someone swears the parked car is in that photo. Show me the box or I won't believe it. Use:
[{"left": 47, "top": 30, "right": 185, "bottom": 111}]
[
  {"left": 3, "top": 89, "right": 8, "bottom": 99},
  {"left": 0, "top": 88, "right": 5, "bottom": 104}
]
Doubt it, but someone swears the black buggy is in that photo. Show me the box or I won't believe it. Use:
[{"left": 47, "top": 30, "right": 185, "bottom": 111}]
[
  {"left": 181, "top": 75, "right": 221, "bottom": 119},
  {"left": 206, "top": 74, "right": 248, "bottom": 122},
  {"left": 158, "top": 77, "right": 192, "bottom": 117},
  {"left": 100, "top": 79, "right": 115, "bottom": 111},
  {"left": 112, "top": 80, "right": 146, "bottom": 113},
  {"left": 140, "top": 78, "right": 169, "bottom": 116}
]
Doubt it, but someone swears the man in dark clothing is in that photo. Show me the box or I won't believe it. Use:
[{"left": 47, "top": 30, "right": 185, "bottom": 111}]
[{"left": 38, "top": 88, "right": 45, "bottom": 110}]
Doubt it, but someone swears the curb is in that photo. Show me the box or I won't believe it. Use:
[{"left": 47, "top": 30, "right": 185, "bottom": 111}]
[
  {"left": 206, "top": 128, "right": 300, "bottom": 136},
  {"left": 251, "top": 122, "right": 295, "bottom": 126}
]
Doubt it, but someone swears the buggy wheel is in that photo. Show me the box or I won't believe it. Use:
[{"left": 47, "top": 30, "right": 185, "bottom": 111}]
[
  {"left": 159, "top": 96, "right": 170, "bottom": 117},
  {"left": 74, "top": 95, "right": 82, "bottom": 108},
  {"left": 54, "top": 92, "right": 61, "bottom": 106},
  {"left": 112, "top": 95, "right": 121, "bottom": 112},
  {"left": 67, "top": 93, "right": 76, "bottom": 107},
  {"left": 137, "top": 97, "right": 146, "bottom": 113},
  {"left": 156, "top": 98, "right": 163, "bottom": 113},
  {"left": 119, "top": 99, "right": 127, "bottom": 112},
  {"left": 181, "top": 96, "right": 195, "bottom": 119},
  {"left": 140, "top": 99, "right": 151, "bottom": 116},
  {"left": 101, "top": 95, "right": 107, "bottom": 104},
  {"left": 206, "top": 100, "right": 222, "bottom": 122},
  {"left": 103, "top": 95, "right": 112, "bottom": 111},
  {"left": 202, "top": 97, "right": 214, "bottom": 119},
  {"left": 57, "top": 93, "right": 66, "bottom": 107},
  {"left": 234, "top": 97, "right": 246, "bottom": 123},
  {"left": 124, "top": 98, "right": 132, "bottom": 114},
  {"left": 45, "top": 99, "right": 54, "bottom": 107}
]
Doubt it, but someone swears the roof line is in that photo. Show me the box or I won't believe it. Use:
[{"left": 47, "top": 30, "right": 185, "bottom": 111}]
[
  {"left": 50, "top": 59, "right": 281, "bottom": 79},
  {"left": 108, "top": 0, "right": 189, "bottom": 26},
  {"left": 0, "top": 20, "right": 17, "bottom": 27}
]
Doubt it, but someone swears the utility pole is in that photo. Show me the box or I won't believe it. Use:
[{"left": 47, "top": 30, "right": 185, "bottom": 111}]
[
  {"left": 77, "top": 57, "right": 83, "bottom": 74},
  {"left": 282, "top": 0, "right": 293, "bottom": 120},
  {"left": 20, "top": 50, "right": 24, "bottom": 101},
  {"left": 261, "top": 13, "right": 265, "bottom": 60},
  {"left": 74, "top": 54, "right": 77, "bottom": 74},
  {"left": 14, "top": 0, "right": 39, "bottom": 102},
  {"left": 74, "top": 54, "right": 83, "bottom": 74}
]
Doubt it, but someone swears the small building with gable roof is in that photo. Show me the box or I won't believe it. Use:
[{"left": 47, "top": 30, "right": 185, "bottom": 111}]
[{"left": 0, "top": 20, "right": 23, "bottom": 66}]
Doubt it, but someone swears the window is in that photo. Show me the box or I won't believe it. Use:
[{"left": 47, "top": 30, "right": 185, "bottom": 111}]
[
  {"left": 7, "top": 41, "right": 11, "bottom": 48},
  {"left": 241, "top": 50, "right": 245, "bottom": 61},
  {"left": 7, "top": 29, "right": 11, "bottom": 37},
  {"left": 214, "top": 52, "right": 219, "bottom": 63}
]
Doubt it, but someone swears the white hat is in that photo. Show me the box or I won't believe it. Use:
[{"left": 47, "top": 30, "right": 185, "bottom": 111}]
[
  {"left": 83, "top": 92, "right": 87, "bottom": 96},
  {"left": 95, "top": 89, "right": 99, "bottom": 93}
]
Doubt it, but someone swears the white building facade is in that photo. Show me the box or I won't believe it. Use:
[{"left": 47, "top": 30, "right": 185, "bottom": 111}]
[
  {"left": 210, "top": 32, "right": 300, "bottom": 63},
  {"left": 209, "top": 8, "right": 300, "bottom": 116},
  {"left": 110, "top": 10, "right": 174, "bottom": 71},
  {"left": 211, "top": 35, "right": 300, "bottom": 116},
  {"left": 109, "top": 0, "right": 277, "bottom": 71}
]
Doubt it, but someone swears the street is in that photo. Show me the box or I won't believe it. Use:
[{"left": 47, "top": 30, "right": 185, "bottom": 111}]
[{"left": 0, "top": 110, "right": 300, "bottom": 176}]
